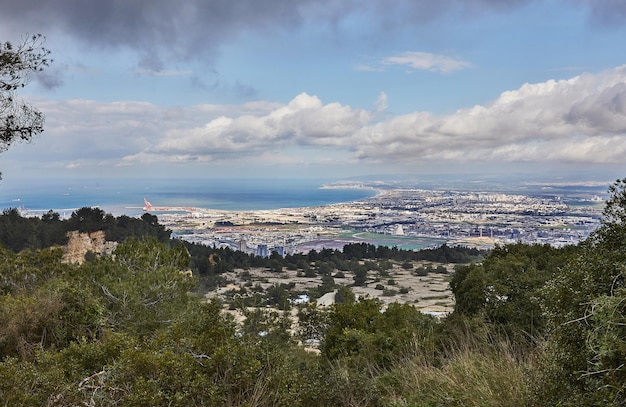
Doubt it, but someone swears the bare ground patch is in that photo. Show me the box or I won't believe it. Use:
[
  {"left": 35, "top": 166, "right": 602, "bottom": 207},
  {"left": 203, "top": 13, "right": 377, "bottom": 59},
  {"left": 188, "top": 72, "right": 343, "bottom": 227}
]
[{"left": 205, "top": 261, "right": 455, "bottom": 315}]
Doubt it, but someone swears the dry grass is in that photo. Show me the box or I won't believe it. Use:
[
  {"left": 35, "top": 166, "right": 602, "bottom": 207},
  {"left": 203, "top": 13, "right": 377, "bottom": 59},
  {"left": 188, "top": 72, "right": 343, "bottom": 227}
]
[{"left": 380, "top": 340, "right": 535, "bottom": 407}]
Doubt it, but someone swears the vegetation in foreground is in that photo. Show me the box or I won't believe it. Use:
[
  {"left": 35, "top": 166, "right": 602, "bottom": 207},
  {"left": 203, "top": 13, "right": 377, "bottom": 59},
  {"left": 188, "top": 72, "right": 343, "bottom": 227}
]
[{"left": 0, "top": 179, "right": 624, "bottom": 406}]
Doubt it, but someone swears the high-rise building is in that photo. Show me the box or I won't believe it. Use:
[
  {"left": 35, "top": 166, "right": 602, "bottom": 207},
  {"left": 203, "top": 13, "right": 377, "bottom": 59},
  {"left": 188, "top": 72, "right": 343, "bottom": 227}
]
[
  {"left": 256, "top": 244, "right": 268, "bottom": 258},
  {"left": 237, "top": 238, "right": 247, "bottom": 252}
]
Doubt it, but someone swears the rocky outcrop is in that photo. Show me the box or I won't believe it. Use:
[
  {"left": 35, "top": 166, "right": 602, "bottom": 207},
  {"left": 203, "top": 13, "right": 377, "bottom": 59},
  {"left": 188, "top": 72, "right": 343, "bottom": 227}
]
[{"left": 63, "top": 230, "right": 118, "bottom": 264}]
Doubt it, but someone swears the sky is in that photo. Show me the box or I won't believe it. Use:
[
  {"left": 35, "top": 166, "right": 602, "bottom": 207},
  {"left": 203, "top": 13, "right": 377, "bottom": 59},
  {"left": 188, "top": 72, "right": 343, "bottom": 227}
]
[{"left": 1, "top": 0, "right": 626, "bottom": 184}]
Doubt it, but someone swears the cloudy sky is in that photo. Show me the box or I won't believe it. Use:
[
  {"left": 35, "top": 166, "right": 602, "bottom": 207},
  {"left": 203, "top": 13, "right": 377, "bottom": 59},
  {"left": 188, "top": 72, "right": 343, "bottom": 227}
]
[{"left": 1, "top": 0, "right": 626, "bottom": 182}]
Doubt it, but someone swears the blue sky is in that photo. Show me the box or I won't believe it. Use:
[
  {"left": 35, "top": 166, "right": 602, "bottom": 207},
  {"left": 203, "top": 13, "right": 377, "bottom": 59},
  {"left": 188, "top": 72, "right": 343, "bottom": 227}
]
[{"left": 1, "top": 0, "right": 626, "bottom": 183}]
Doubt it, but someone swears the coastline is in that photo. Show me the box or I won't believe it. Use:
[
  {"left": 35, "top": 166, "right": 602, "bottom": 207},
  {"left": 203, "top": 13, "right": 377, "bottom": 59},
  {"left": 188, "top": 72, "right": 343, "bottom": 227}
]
[
  {"left": 2, "top": 178, "right": 606, "bottom": 253},
  {"left": 1, "top": 178, "right": 377, "bottom": 216}
]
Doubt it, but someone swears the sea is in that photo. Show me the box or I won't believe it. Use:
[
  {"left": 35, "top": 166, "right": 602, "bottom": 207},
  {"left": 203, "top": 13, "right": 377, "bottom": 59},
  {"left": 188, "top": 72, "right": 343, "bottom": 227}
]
[
  {"left": 0, "top": 178, "right": 377, "bottom": 217},
  {"left": 0, "top": 174, "right": 614, "bottom": 219}
]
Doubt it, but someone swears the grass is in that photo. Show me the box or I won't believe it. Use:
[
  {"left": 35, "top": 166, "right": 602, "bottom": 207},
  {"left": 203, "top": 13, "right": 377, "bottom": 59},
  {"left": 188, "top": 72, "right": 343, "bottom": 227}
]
[
  {"left": 314, "top": 321, "right": 539, "bottom": 407},
  {"left": 379, "top": 346, "right": 534, "bottom": 407}
]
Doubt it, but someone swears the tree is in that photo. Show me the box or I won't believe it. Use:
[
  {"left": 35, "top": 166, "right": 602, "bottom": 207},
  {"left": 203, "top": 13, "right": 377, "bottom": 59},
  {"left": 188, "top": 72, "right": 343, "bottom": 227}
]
[
  {"left": 321, "top": 298, "right": 436, "bottom": 368},
  {"left": 0, "top": 34, "right": 50, "bottom": 175},
  {"left": 67, "top": 207, "right": 108, "bottom": 233},
  {"left": 83, "top": 237, "right": 195, "bottom": 336},
  {"left": 537, "top": 179, "right": 626, "bottom": 405},
  {"left": 451, "top": 243, "right": 577, "bottom": 343}
]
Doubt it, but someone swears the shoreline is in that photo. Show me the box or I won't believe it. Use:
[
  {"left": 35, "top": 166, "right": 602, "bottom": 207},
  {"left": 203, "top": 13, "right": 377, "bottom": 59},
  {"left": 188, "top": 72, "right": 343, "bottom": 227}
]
[{"left": 3, "top": 180, "right": 377, "bottom": 217}]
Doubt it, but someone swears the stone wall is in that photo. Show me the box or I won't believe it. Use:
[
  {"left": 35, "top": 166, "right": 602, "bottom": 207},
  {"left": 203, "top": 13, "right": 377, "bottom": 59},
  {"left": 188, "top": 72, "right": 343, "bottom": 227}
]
[{"left": 63, "top": 230, "right": 118, "bottom": 264}]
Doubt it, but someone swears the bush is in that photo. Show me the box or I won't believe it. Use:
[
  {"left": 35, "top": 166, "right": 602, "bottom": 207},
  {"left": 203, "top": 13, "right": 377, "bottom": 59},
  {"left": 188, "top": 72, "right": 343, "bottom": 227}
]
[
  {"left": 415, "top": 267, "right": 429, "bottom": 276},
  {"left": 435, "top": 265, "right": 448, "bottom": 274},
  {"left": 382, "top": 289, "right": 397, "bottom": 297}
]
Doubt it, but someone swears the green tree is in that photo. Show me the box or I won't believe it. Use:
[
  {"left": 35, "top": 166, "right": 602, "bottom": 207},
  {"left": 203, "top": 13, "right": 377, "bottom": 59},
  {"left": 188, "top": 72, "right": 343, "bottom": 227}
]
[
  {"left": 265, "top": 283, "right": 293, "bottom": 310},
  {"left": 298, "top": 304, "right": 330, "bottom": 344},
  {"left": 67, "top": 207, "right": 110, "bottom": 233},
  {"left": 451, "top": 243, "right": 575, "bottom": 342},
  {"left": 0, "top": 246, "right": 68, "bottom": 294},
  {"left": 83, "top": 237, "right": 195, "bottom": 336},
  {"left": 1, "top": 34, "right": 50, "bottom": 176},
  {"left": 334, "top": 286, "right": 355, "bottom": 304},
  {"left": 321, "top": 298, "right": 436, "bottom": 368},
  {"left": 0, "top": 247, "right": 105, "bottom": 360},
  {"left": 353, "top": 265, "right": 368, "bottom": 286},
  {"left": 539, "top": 178, "right": 626, "bottom": 405},
  {"left": 0, "top": 208, "right": 35, "bottom": 251}
]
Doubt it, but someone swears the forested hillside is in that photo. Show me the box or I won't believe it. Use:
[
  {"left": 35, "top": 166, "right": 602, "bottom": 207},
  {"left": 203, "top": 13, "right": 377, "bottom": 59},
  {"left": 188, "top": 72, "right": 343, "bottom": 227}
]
[
  {"left": 0, "top": 207, "right": 171, "bottom": 251},
  {"left": 0, "top": 179, "right": 625, "bottom": 406}
]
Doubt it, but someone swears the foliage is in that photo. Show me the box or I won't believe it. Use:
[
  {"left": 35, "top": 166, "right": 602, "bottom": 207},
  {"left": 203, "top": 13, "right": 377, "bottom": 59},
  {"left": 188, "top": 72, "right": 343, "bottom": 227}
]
[
  {"left": 0, "top": 237, "right": 196, "bottom": 358},
  {"left": 263, "top": 283, "right": 295, "bottom": 310},
  {"left": 321, "top": 298, "right": 437, "bottom": 369},
  {"left": 342, "top": 241, "right": 484, "bottom": 263},
  {"left": 0, "top": 245, "right": 67, "bottom": 294},
  {"left": 0, "top": 207, "right": 171, "bottom": 253},
  {"left": 4, "top": 180, "right": 626, "bottom": 405},
  {"left": 86, "top": 237, "right": 195, "bottom": 336},
  {"left": 0, "top": 208, "right": 67, "bottom": 251},
  {"left": 537, "top": 178, "right": 626, "bottom": 405},
  {"left": 1, "top": 34, "right": 50, "bottom": 174},
  {"left": 297, "top": 304, "right": 330, "bottom": 344},
  {"left": 450, "top": 242, "right": 578, "bottom": 343},
  {"left": 0, "top": 239, "right": 314, "bottom": 406}
]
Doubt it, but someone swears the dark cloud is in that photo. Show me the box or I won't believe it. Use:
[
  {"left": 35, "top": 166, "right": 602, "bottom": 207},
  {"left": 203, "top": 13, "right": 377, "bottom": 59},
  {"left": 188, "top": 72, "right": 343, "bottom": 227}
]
[
  {"left": 369, "top": 0, "right": 531, "bottom": 29},
  {"left": 232, "top": 81, "right": 259, "bottom": 99},
  {"left": 581, "top": 0, "right": 626, "bottom": 25},
  {"left": 1, "top": 0, "right": 317, "bottom": 66},
  {"left": 565, "top": 82, "right": 626, "bottom": 133},
  {"left": 138, "top": 54, "right": 165, "bottom": 73},
  {"left": 1, "top": 0, "right": 539, "bottom": 69},
  {"left": 34, "top": 69, "right": 64, "bottom": 90}
]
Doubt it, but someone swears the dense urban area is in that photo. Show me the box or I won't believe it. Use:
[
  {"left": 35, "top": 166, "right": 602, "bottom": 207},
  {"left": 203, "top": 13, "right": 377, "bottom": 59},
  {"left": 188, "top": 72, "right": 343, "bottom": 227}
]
[{"left": 159, "top": 183, "right": 603, "bottom": 255}]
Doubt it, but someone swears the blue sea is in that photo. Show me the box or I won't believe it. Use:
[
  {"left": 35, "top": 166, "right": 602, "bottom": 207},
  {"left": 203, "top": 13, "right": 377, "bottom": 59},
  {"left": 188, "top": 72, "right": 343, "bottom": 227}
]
[{"left": 0, "top": 178, "right": 376, "bottom": 217}]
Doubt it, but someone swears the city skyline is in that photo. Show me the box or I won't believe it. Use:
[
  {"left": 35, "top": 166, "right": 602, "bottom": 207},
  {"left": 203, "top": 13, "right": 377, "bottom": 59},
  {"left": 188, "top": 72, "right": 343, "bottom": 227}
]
[{"left": 1, "top": 1, "right": 626, "bottom": 182}]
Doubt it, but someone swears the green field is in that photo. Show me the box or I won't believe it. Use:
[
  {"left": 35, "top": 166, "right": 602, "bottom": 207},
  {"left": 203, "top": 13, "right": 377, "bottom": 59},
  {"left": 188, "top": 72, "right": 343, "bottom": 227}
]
[{"left": 338, "top": 229, "right": 446, "bottom": 250}]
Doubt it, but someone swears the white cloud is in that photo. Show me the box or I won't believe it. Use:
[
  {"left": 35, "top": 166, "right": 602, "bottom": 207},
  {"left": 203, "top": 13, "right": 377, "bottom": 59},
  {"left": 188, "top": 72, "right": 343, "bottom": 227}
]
[
  {"left": 351, "top": 66, "right": 626, "bottom": 164},
  {"left": 383, "top": 51, "right": 472, "bottom": 73},
  {"left": 6, "top": 66, "right": 626, "bottom": 178},
  {"left": 144, "top": 93, "right": 371, "bottom": 159},
  {"left": 131, "top": 66, "right": 626, "bottom": 166}
]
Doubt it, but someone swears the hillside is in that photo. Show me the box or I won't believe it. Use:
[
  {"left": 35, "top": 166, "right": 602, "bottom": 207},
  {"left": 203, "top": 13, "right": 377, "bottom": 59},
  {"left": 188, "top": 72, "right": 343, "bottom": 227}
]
[{"left": 0, "top": 178, "right": 624, "bottom": 406}]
